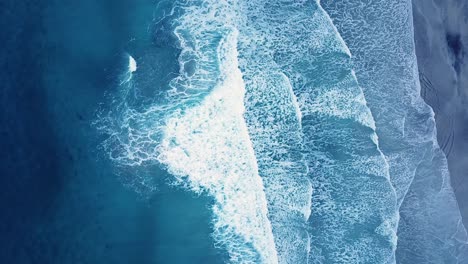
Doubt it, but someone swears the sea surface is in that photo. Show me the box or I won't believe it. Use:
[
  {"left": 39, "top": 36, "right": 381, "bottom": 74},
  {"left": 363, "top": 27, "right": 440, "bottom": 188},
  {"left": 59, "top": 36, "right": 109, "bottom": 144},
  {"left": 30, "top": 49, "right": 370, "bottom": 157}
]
[
  {"left": 1, "top": 0, "right": 223, "bottom": 263},
  {"left": 1, "top": 0, "right": 467, "bottom": 263}
]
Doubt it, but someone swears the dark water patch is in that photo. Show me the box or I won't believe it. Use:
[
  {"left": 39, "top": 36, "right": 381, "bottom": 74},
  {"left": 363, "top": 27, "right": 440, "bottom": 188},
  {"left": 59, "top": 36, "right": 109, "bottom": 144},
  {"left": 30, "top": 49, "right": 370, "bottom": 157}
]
[
  {"left": 0, "top": 0, "right": 65, "bottom": 262},
  {"left": 446, "top": 33, "right": 464, "bottom": 74},
  {"left": 446, "top": 33, "right": 462, "bottom": 56}
]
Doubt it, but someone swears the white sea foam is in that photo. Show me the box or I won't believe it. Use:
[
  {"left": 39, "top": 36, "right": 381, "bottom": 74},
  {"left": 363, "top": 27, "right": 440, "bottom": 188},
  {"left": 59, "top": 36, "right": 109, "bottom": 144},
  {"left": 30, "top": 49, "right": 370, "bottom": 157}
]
[
  {"left": 128, "top": 55, "right": 137, "bottom": 73},
  {"left": 157, "top": 2, "right": 280, "bottom": 262},
  {"left": 240, "top": 67, "right": 313, "bottom": 263},
  {"left": 119, "top": 54, "right": 138, "bottom": 85},
  {"left": 158, "top": 30, "right": 278, "bottom": 263},
  {"left": 298, "top": 73, "right": 376, "bottom": 130},
  {"left": 317, "top": 3, "right": 352, "bottom": 57},
  {"left": 234, "top": 3, "right": 314, "bottom": 262},
  {"left": 284, "top": 72, "right": 304, "bottom": 125}
]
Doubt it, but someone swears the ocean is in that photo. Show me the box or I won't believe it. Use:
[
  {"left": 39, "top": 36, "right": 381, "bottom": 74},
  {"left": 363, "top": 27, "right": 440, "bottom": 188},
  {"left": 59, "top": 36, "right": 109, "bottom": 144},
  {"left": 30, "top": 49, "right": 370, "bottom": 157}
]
[
  {"left": 1, "top": 0, "right": 467, "bottom": 263},
  {"left": 1, "top": 0, "right": 224, "bottom": 263}
]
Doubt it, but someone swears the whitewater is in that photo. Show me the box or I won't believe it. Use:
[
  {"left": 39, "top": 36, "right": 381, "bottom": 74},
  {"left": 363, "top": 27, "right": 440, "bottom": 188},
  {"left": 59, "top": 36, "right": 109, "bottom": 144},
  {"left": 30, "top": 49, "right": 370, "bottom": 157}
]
[{"left": 95, "top": 0, "right": 468, "bottom": 263}]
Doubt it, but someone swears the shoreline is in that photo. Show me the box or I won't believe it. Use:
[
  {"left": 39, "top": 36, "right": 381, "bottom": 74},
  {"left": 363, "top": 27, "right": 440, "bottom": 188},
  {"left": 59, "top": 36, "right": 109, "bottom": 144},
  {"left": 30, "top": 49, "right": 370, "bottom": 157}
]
[{"left": 412, "top": 0, "right": 468, "bottom": 227}]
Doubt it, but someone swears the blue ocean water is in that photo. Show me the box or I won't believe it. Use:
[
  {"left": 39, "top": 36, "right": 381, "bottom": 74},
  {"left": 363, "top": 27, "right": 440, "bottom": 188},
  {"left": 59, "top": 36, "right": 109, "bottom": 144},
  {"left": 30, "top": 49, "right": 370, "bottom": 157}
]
[
  {"left": 2, "top": 0, "right": 467, "bottom": 263},
  {"left": 1, "top": 0, "right": 225, "bottom": 263}
]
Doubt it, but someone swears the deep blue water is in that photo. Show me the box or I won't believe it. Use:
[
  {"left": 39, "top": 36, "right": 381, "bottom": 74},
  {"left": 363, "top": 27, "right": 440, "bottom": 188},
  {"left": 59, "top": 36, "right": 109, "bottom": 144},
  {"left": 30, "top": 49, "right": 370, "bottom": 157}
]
[{"left": 0, "top": 0, "right": 225, "bottom": 263}]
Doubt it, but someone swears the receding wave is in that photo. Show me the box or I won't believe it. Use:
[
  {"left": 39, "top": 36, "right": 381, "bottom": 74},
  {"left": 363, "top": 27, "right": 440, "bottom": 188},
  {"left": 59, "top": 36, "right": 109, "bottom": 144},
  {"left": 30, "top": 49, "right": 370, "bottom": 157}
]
[{"left": 321, "top": 0, "right": 468, "bottom": 263}]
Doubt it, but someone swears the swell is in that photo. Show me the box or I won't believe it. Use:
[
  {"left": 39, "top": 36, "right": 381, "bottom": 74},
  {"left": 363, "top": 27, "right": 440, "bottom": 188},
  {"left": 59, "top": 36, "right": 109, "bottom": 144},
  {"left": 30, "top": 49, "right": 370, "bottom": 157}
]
[{"left": 321, "top": 0, "right": 468, "bottom": 262}]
